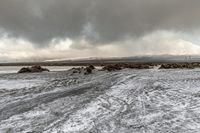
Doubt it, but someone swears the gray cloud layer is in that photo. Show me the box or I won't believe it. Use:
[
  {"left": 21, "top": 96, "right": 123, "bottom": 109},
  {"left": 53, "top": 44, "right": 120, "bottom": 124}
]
[{"left": 0, "top": 0, "right": 200, "bottom": 47}]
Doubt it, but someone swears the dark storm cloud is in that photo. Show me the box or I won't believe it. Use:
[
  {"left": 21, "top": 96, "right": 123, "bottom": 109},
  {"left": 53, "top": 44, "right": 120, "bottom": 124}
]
[{"left": 0, "top": 0, "right": 200, "bottom": 47}]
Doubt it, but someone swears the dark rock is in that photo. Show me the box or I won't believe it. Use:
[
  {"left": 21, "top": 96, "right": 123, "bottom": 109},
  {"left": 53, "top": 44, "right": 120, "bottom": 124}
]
[
  {"left": 18, "top": 65, "right": 49, "bottom": 73},
  {"left": 18, "top": 67, "right": 32, "bottom": 73},
  {"left": 159, "top": 63, "right": 194, "bottom": 69},
  {"left": 125, "top": 64, "right": 150, "bottom": 69},
  {"left": 84, "top": 67, "right": 93, "bottom": 75},
  {"left": 70, "top": 67, "right": 83, "bottom": 74},
  {"left": 102, "top": 64, "right": 122, "bottom": 72},
  {"left": 69, "top": 66, "right": 94, "bottom": 75},
  {"left": 88, "top": 65, "right": 95, "bottom": 70},
  {"left": 101, "top": 63, "right": 150, "bottom": 71}
]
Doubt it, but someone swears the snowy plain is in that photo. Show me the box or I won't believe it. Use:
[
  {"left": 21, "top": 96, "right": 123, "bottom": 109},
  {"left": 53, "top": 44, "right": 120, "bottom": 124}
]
[{"left": 0, "top": 68, "right": 200, "bottom": 132}]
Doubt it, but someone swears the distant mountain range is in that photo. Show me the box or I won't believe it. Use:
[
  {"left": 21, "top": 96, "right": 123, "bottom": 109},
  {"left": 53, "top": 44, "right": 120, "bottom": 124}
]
[
  {"left": 44, "top": 55, "right": 200, "bottom": 63},
  {"left": 1, "top": 55, "right": 200, "bottom": 66}
]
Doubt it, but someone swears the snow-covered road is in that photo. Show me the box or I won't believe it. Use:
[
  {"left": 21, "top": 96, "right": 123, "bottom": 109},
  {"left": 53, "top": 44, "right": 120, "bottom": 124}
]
[{"left": 1, "top": 69, "right": 200, "bottom": 133}]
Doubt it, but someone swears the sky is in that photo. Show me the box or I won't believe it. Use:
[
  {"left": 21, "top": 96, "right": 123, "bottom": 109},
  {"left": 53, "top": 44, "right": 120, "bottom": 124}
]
[{"left": 1, "top": 0, "right": 200, "bottom": 62}]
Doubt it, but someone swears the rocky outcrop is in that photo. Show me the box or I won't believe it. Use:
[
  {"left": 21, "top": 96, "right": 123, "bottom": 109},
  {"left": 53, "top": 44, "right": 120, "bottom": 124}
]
[
  {"left": 88, "top": 65, "right": 95, "bottom": 70},
  {"left": 71, "top": 67, "right": 84, "bottom": 74},
  {"left": 159, "top": 63, "right": 195, "bottom": 69},
  {"left": 102, "top": 64, "right": 122, "bottom": 72},
  {"left": 69, "top": 65, "right": 95, "bottom": 75},
  {"left": 84, "top": 67, "right": 93, "bottom": 75},
  {"left": 101, "top": 62, "right": 200, "bottom": 71},
  {"left": 101, "top": 63, "right": 151, "bottom": 72},
  {"left": 18, "top": 65, "right": 50, "bottom": 73},
  {"left": 124, "top": 64, "right": 151, "bottom": 69}
]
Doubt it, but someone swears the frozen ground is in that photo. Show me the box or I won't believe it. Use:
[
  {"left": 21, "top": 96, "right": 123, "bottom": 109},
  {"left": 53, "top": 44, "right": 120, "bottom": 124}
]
[{"left": 1, "top": 68, "right": 200, "bottom": 133}]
